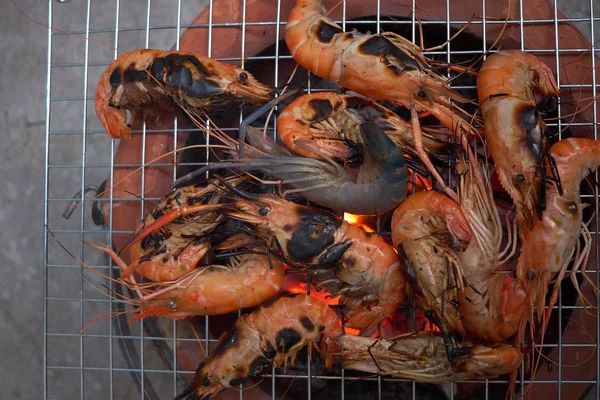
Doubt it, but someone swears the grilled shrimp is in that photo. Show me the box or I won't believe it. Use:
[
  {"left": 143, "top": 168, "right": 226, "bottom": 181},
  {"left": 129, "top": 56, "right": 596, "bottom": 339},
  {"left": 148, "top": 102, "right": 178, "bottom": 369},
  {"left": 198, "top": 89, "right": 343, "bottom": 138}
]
[
  {"left": 96, "top": 48, "right": 273, "bottom": 139},
  {"left": 478, "top": 50, "right": 560, "bottom": 107},
  {"left": 340, "top": 332, "right": 522, "bottom": 382},
  {"left": 456, "top": 153, "right": 526, "bottom": 343},
  {"left": 222, "top": 193, "right": 406, "bottom": 330},
  {"left": 175, "top": 106, "right": 409, "bottom": 215},
  {"left": 95, "top": 179, "right": 234, "bottom": 282},
  {"left": 250, "top": 116, "right": 409, "bottom": 215},
  {"left": 517, "top": 138, "right": 600, "bottom": 330},
  {"left": 391, "top": 191, "right": 472, "bottom": 338},
  {"left": 478, "top": 50, "right": 560, "bottom": 230},
  {"left": 175, "top": 294, "right": 342, "bottom": 400},
  {"left": 127, "top": 234, "right": 285, "bottom": 321},
  {"left": 277, "top": 91, "right": 447, "bottom": 159},
  {"left": 285, "top": 0, "right": 471, "bottom": 126},
  {"left": 285, "top": 0, "right": 477, "bottom": 199}
]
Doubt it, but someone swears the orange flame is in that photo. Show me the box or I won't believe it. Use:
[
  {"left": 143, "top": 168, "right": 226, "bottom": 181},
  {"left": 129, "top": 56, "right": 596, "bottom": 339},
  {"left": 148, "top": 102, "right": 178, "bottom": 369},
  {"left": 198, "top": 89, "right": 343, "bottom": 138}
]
[
  {"left": 343, "top": 213, "right": 375, "bottom": 233},
  {"left": 343, "top": 213, "right": 359, "bottom": 225}
]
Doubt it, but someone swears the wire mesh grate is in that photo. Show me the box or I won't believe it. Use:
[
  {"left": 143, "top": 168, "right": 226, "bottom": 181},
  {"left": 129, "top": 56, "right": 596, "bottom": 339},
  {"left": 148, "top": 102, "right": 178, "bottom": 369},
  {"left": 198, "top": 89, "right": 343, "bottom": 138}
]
[{"left": 44, "top": 0, "right": 599, "bottom": 399}]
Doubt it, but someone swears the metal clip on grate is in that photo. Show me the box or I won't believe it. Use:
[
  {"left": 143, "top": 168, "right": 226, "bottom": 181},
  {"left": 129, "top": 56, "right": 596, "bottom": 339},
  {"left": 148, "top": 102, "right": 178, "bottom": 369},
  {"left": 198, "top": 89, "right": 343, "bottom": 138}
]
[{"left": 44, "top": 0, "right": 599, "bottom": 399}]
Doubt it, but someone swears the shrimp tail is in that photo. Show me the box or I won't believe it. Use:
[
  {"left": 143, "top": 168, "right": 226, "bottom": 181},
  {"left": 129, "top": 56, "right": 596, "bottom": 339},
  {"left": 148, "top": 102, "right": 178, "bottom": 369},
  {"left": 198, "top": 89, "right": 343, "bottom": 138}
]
[
  {"left": 359, "top": 118, "right": 409, "bottom": 207},
  {"left": 245, "top": 125, "right": 292, "bottom": 156},
  {"left": 361, "top": 118, "right": 407, "bottom": 177},
  {"left": 239, "top": 90, "right": 299, "bottom": 157}
]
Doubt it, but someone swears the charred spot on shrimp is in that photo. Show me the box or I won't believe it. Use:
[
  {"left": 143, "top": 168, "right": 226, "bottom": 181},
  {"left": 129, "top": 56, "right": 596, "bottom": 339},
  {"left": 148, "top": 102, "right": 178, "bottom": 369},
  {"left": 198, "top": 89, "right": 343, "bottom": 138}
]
[
  {"left": 109, "top": 68, "right": 122, "bottom": 86},
  {"left": 307, "top": 99, "right": 334, "bottom": 121},
  {"left": 151, "top": 208, "right": 165, "bottom": 220},
  {"left": 187, "top": 56, "right": 213, "bottom": 77},
  {"left": 287, "top": 210, "right": 340, "bottom": 263},
  {"left": 341, "top": 254, "right": 357, "bottom": 267},
  {"left": 141, "top": 232, "right": 164, "bottom": 250},
  {"left": 123, "top": 64, "right": 148, "bottom": 83},
  {"left": 300, "top": 316, "right": 315, "bottom": 332},
  {"left": 248, "top": 356, "right": 271, "bottom": 376},
  {"left": 150, "top": 58, "right": 165, "bottom": 80},
  {"left": 358, "top": 36, "right": 419, "bottom": 72},
  {"left": 275, "top": 328, "right": 302, "bottom": 352},
  {"left": 518, "top": 105, "right": 544, "bottom": 160},
  {"left": 344, "top": 97, "right": 369, "bottom": 111},
  {"left": 315, "top": 20, "right": 343, "bottom": 43},
  {"left": 137, "top": 254, "right": 152, "bottom": 264}
]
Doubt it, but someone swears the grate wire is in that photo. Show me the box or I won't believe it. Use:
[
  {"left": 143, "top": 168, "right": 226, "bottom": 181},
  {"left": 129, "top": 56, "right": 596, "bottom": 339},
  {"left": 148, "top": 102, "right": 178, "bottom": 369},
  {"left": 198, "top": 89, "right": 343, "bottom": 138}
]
[{"left": 43, "top": 1, "right": 600, "bottom": 399}]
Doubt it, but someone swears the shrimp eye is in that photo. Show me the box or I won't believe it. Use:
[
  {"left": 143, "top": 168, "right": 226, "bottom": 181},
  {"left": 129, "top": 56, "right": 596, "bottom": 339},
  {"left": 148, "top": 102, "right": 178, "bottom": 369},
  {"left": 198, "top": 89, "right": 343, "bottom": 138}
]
[
  {"left": 167, "top": 300, "right": 176, "bottom": 310},
  {"left": 259, "top": 207, "right": 269, "bottom": 216},
  {"left": 514, "top": 174, "right": 525, "bottom": 184},
  {"left": 238, "top": 72, "right": 248, "bottom": 83},
  {"left": 527, "top": 270, "right": 536, "bottom": 280},
  {"left": 416, "top": 90, "right": 426, "bottom": 99},
  {"left": 567, "top": 201, "right": 577, "bottom": 212}
]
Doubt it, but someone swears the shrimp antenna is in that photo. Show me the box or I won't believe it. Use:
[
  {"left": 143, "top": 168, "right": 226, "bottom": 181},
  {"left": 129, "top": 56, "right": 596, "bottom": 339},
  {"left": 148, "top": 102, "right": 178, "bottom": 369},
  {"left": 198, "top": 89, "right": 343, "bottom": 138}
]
[
  {"left": 444, "top": 54, "right": 485, "bottom": 83},
  {"left": 214, "top": 175, "right": 261, "bottom": 201},
  {"left": 239, "top": 90, "right": 300, "bottom": 158},
  {"left": 213, "top": 237, "right": 266, "bottom": 259},
  {"left": 172, "top": 160, "right": 274, "bottom": 189},
  {"left": 403, "top": 157, "right": 432, "bottom": 178}
]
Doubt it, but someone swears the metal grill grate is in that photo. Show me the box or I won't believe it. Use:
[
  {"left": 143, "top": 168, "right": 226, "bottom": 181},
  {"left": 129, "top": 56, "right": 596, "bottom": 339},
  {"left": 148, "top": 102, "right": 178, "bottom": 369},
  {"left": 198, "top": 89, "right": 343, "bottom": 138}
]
[{"left": 43, "top": 0, "right": 600, "bottom": 399}]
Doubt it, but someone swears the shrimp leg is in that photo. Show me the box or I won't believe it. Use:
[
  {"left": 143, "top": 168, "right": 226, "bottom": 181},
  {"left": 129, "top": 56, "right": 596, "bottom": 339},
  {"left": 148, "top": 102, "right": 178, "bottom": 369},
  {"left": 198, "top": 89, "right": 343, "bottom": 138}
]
[{"left": 410, "top": 103, "right": 458, "bottom": 202}]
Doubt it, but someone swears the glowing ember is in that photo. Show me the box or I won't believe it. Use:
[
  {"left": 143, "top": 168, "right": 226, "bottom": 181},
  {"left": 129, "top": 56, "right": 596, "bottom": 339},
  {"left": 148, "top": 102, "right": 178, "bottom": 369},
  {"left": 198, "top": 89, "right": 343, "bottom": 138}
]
[
  {"left": 343, "top": 213, "right": 359, "bottom": 225},
  {"left": 281, "top": 272, "right": 340, "bottom": 306},
  {"left": 408, "top": 169, "right": 432, "bottom": 191},
  {"left": 414, "top": 309, "right": 441, "bottom": 333},
  {"left": 343, "top": 213, "right": 375, "bottom": 233},
  {"left": 344, "top": 327, "right": 361, "bottom": 335}
]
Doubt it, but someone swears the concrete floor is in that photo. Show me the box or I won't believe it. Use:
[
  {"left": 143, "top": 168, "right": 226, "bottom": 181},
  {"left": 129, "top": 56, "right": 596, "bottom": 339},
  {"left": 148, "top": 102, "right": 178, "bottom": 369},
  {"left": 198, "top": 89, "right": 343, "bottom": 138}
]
[{"left": 2, "top": 0, "right": 600, "bottom": 399}]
